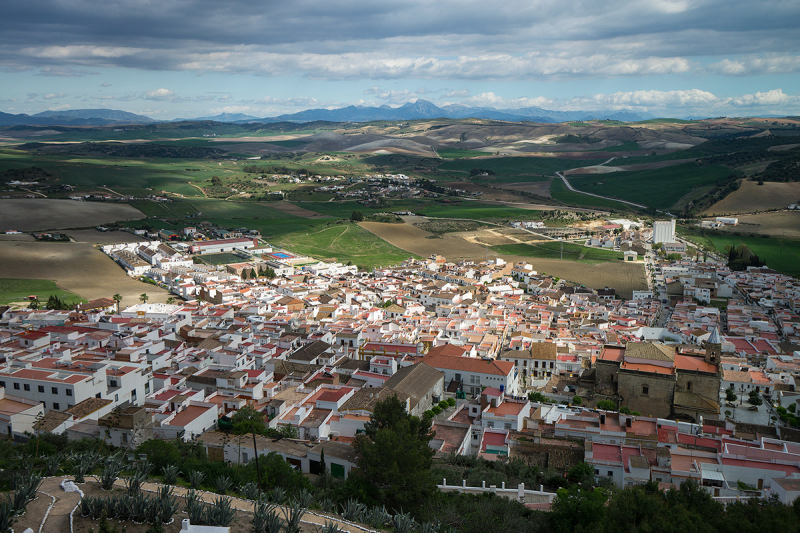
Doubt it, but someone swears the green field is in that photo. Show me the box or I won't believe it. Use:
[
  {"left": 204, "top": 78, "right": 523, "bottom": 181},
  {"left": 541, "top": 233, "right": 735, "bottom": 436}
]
[
  {"left": 568, "top": 163, "right": 736, "bottom": 209},
  {"left": 198, "top": 253, "right": 247, "bottom": 265},
  {"left": 0, "top": 278, "right": 85, "bottom": 306},
  {"left": 682, "top": 231, "right": 800, "bottom": 278},
  {"left": 549, "top": 178, "right": 636, "bottom": 212},
  {"left": 438, "top": 156, "right": 608, "bottom": 179},
  {"left": 436, "top": 148, "right": 490, "bottom": 159},
  {"left": 491, "top": 242, "right": 624, "bottom": 264},
  {"left": 596, "top": 141, "right": 643, "bottom": 152},
  {"left": 271, "top": 223, "right": 416, "bottom": 269}
]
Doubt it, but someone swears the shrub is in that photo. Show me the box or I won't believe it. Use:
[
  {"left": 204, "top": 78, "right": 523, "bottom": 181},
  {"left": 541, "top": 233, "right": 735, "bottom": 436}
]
[{"left": 431, "top": 406, "right": 442, "bottom": 415}]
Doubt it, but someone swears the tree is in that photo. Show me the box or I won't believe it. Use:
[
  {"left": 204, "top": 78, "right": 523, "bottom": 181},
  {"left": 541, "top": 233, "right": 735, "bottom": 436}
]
[
  {"left": 528, "top": 391, "right": 550, "bottom": 404},
  {"left": 139, "top": 293, "right": 149, "bottom": 304},
  {"left": 725, "top": 388, "right": 738, "bottom": 402},
  {"left": 230, "top": 406, "right": 268, "bottom": 436},
  {"left": 350, "top": 210, "right": 364, "bottom": 222},
  {"left": 597, "top": 400, "right": 617, "bottom": 411},
  {"left": 567, "top": 462, "right": 595, "bottom": 485},
  {"left": 748, "top": 390, "right": 763, "bottom": 406},
  {"left": 550, "top": 486, "right": 608, "bottom": 533},
  {"left": 572, "top": 396, "right": 583, "bottom": 406},
  {"left": 112, "top": 293, "right": 122, "bottom": 313},
  {"left": 166, "top": 297, "right": 176, "bottom": 305},
  {"left": 211, "top": 176, "right": 222, "bottom": 187},
  {"left": 353, "top": 395, "right": 435, "bottom": 510}
]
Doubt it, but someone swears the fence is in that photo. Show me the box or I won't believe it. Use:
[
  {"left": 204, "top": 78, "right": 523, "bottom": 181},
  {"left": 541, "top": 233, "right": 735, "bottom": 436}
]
[{"left": 437, "top": 479, "right": 556, "bottom": 504}]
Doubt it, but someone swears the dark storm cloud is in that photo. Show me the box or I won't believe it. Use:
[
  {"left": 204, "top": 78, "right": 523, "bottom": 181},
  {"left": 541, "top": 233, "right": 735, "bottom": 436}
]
[{"left": 2, "top": 0, "right": 799, "bottom": 79}]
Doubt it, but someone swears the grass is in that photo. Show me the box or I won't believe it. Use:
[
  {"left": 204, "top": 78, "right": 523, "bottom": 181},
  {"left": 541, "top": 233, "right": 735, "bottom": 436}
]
[
  {"left": 490, "top": 242, "right": 624, "bottom": 264},
  {"left": 567, "top": 163, "right": 736, "bottom": 209},
  {"left": 437, "top": 156, "right": 608, "bottom": 179},
  {"left": 549, "top": 178, "right": 636, "bottom": 212},
  {"left": 0, "top": 278, "right": 85, "bottom": 306},
  {"left": 198, "top": 253, "right": 247, "bottom": 265},
  {"left": 596, "top": 141, "right": 643, "bottom": 152},
  {"left": 271, "top": 223, "right": 416, "bottom": 269},
  {"left": 264, "top": 140, "right": 310, "bottom": 147},
  {"left": 436, "top": 147, "right": 490, "bottom": 159},
  {"left": 682, "top": 230, "right": 800, "bottom": 278}
]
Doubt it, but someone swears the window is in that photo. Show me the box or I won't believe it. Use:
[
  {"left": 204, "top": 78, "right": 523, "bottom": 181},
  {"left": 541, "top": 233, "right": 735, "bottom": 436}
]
[
  {"left": 95, "top": 393, "right": 102, "bottom": 399},
  {"left": 0, "top": 381, "right": 4, "bottom": 388},
  {"left": 66, "top": 389, "right": 73, "bottom": 397},
  {"left": 109, "top": 380, "right": 118, "bottom": 388},
  {"left": 243, "top": 452, "right": 249, "bottom": 462},
  {"left": 13, "top": 383, "right": 19, "bottom": 390},
  {"left": 487, "top": 421, "right": 494, "bottom": 428},
  {"left": 38, "top": 386, "right": 44, "bottom": 393},
  {"left": 642, "top": 385, "right": 649, "bottom": 395},
  {"left": 455, "top": 373, "right": 461, "bottom": 382},
  {"left": 504, "top": 423, "right": 512, "bottom": 430},
  {"left": 608, "top": 471, "right": 613, "bottom": 477},
  {"left": 53, "top": 403, "right": 60, "bottom": 410},
  {"left": 687, "top": 381, "right": 692, "bottom": 392},
  {"left": 51, "top": 387, "right": 58, "bottom": 395},
  {"left": 23, "top": 384, "right": 30, "bottom": 391}
]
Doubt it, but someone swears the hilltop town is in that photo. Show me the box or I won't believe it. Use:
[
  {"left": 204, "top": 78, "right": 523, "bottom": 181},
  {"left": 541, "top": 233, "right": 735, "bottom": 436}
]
[{"left": 1, "top": 210, "right": 799, "bottom": 515}]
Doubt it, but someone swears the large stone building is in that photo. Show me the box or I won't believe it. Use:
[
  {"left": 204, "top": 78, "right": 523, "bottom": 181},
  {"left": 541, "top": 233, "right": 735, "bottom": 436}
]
[{"left": 594, "top": 329, "right": 721, "bottom": 421}]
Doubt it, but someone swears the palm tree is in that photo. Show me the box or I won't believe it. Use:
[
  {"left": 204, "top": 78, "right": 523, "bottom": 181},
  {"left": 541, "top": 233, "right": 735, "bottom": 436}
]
[
  {"left": 166, "top": 297, "right": 176, "bottom": 305},
  {"left": 112, "top": 293, "right": 122, "bottom": 313},
  {"left": 139, "top": 293, "right": 149, "bottom": 304}
]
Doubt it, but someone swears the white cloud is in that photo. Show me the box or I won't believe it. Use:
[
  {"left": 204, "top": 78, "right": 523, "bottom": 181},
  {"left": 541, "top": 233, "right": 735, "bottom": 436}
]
[
  {"left": 707, "top": 55, "right": 800, "bottom": 76},
  {"left": 728, "top": 89, "right": 795, "bottom": 107},
  {"left": 43, "top": 92, "right": 66, "bottom": 99}
]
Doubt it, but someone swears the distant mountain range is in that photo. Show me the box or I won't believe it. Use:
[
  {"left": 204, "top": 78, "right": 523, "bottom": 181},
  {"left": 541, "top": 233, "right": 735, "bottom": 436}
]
[
  {"left": 0, "top": 101, "right": 661, "bottom": 127},
  {"left": 0, "top": 108, "right": 155, "bottom": 126}
]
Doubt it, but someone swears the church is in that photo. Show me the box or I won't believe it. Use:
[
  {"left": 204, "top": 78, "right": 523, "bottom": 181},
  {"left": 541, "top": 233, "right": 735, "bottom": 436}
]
[{"left": 594, "top": 328, "right": 722, "bottom": 421}]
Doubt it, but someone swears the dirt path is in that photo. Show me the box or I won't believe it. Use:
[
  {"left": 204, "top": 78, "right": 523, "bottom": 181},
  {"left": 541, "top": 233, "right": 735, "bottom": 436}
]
[
  {"left": 38, "top": 477, "right": 82, "bottom": 533},
  {"left": 187, "top": 182, "right": 208, "bottom": 197}
]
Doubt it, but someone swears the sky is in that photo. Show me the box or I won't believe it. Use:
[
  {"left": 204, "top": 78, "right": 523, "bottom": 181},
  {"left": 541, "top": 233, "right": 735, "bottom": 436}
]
[{"left": 2, "top": 0, "right": 800, "bottom": 120}]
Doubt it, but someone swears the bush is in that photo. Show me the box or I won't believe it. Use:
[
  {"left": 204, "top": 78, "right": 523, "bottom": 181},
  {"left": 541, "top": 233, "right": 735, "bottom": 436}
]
[
  {"left": 596, "top": 400, "right": 616, "bottom": 411},
  {"left": 572, "top": 396, "right": 583, "bottom": 406},
  {"left": 438, "top": 401, "right": 449, "bottom": 410},
  {"left": 431, "top": 406, "right": 442, "bottom": 415},
  {"left": 446, "top": 398, "right": 456, "bottom": 407}
]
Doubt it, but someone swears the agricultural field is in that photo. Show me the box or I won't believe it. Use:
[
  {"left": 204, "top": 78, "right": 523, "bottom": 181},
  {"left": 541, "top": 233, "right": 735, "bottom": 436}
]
[
  {"left": 549, "top": 178, "right": 635, "bottom": 212},
  {"left": 681, "top": 229, "right": 800, "bottom": 279},
  {"left": 0, "top": 241, "right": 170, "bottom": 303},
  {"left": 514, "top": 258, "right": 646, "bottom": 299},
  {"left": 0, "top": 198, "right": 145, "bottom": 231},
  {"left": 713, "top": 212, "right": 800, "bottom": 239},
  {"left": 567, "top": 163, "right": 736, "bottom": 209},
  {"left": 438, "top": 155, "right": 608, "bottom": 182},
  {"left": 63, "top": 229, "right": 148, "bottom": 244},
  {"left": 490, "top": 242, "right": 624, "bottom": 263},
  {"left": 0, "top": 278, "right": 84, "bottom": 306},
  {"left": 704, "top": 180, "right": 800, "bottom": 214},
  {"left": 359, "top": 220, "right": 491, "bottom": 261},
  {"left": 272, "top": 223, "right": 415, "bottom": 269}
]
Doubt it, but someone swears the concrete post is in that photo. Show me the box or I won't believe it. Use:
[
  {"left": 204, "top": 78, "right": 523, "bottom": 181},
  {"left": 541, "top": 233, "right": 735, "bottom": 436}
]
[
  {"left": 518, "top": 483, "right": 525, "bottom": 502},
  {"left": 482, "top": 481, "right": 486, "bottom": 488},
  {"left": 502, "top": 482, "right": 505, "bottom": 490},
  {"left": 490, "top": 484, "right": 496, "bottom": 494},
  {"left": 462, "top": 479, "right": 466, "bottom": 488},
  {"left": 540, "top": 484, "right": 544, "bottom": 492},
  {"left": 443, "top": 478, "right": 446, "bottom": 487}
]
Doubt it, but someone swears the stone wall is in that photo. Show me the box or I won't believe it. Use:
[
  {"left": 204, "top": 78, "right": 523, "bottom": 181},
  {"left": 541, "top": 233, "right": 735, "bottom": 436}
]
[{"left": 617, "top": 370, "right": 674, "bottom": 418}]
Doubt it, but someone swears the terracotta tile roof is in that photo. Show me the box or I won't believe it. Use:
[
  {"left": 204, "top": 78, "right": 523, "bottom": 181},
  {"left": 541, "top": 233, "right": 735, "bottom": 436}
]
[
  {"left": 34, "top": 410, "right": 70, "bottom": 432},
  {"left": 422, "top": 353, "right": 514, "bottom": 376},
  {"left": 66, "top": 397, "right": 113, "bottom": 419}
]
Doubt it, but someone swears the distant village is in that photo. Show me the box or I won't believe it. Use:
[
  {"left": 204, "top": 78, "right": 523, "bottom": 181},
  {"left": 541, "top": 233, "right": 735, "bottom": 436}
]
[{"left": 1, "top": 216, "right": 800, "bottom": 505}]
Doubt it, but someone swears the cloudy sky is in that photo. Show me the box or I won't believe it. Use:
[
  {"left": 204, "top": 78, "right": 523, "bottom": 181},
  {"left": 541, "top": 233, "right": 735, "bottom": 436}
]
[{"left": 2, "top": 0, "right": 800, "bottom": 119}]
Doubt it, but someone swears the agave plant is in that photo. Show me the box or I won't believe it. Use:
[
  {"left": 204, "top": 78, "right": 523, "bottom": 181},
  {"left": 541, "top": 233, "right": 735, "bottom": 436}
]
[
  {"left": 392, "top": 511, "right": 417, "bottom": 533},
  {"left": 72, "top": 453, "right": 95, "bottom": 483},
  {"left": 135, "top": 460, "right": 154, "bottom": 479},
  {"left": 319, "top": 497, "right": 336, "bottom": 514},
  {"left": 45, "top": 454, "right": 61, "bottom": 477},
  {"left": 318, "top": 522, "right": 341, "bottom": 533},
  {"left": 418, "top": 521, "right": 442, "bottom": 533},
  {"left": 129, "top": 491, "right": 151, "bottom": 523},
  {"left": 161, "top": 464, "right": 180, "bottom": 485},
  {"left": 340, "top": 499, "right": 366, "bottom": 523},
  {"left": 154, "top": 485, "right": 179, "bottom": 524},
  {"left": 365, "top": 505, "right": 391, "bottom": 529},
  {"left": 206, "top": 496, "right": 235, "bottom": 527},
  {"left": 0, "top": 497, "right": 17, "bottom": 533},
  {"left": 280, "top": 500, "right": 307, "bottom": 533},
  {"left": 100, "top": 457, "right": 122, "bottom": 490},
  {"left": 295, "top": 488, "right": 313, "bottom": 509},
  {"left": 79, "top": 495, "right": 95, "bottom": 517},
  {"left": 240, "top": 481, "right": 260, "bottom": 501},
  {"left": 213, "top": 475, "right": 232, "bottom": 495},
  {"left": 184, "top": 490, "right": 206, "bottom": 525},
  {"left": 268, "top": 486, "right": 286, "bottom": 505},
  {"left": 186, "top": 470, "right": 205, "bottom": 489},
  {"left": 125, "top": 470, "right": 145, "bottom": 496},
  {"left": 253, "top": 500, "right": 281, "bottom": 533}
]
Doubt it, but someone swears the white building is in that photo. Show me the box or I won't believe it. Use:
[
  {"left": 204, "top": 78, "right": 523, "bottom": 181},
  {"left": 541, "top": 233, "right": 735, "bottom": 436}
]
[{"left": 653, "top": 220, "right": 676, "bottom": 245}]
